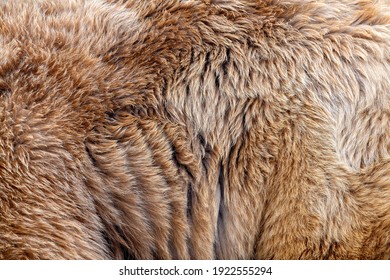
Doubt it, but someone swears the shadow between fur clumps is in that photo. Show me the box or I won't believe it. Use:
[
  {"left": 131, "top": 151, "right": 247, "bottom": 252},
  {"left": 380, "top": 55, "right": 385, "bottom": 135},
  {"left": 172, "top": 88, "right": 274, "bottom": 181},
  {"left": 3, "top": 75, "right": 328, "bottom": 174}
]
[{"left": 0, "top": 0, "right": 389, "bottom": 259}]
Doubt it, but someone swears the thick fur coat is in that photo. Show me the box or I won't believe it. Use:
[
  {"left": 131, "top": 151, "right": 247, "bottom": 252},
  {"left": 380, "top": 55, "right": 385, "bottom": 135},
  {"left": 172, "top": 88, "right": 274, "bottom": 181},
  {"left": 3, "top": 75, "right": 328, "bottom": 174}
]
[{"left": 0, "top": 0, "right": 389, "bottom": 259}]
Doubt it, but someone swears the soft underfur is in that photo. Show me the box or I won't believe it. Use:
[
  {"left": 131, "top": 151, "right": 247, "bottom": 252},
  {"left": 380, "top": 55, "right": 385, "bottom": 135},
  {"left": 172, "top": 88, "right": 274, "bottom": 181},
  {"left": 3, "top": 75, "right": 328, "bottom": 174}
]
[{"left": 0, "top": 0, "right": 389, "bottom": 260}]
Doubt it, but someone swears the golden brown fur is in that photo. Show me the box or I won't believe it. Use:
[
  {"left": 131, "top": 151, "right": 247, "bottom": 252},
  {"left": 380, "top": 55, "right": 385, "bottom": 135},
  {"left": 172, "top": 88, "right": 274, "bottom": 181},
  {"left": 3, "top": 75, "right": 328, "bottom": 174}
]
[{"left": 0, "top": 0, "right": 389, "bottom": 259}]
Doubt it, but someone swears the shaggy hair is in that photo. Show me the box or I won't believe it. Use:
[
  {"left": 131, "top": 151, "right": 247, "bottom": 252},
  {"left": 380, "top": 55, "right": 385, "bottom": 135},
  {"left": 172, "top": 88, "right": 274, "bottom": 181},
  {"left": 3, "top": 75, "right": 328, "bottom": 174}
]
[{"left": 0, "top": 0, "right": 389, "bottom": 259}]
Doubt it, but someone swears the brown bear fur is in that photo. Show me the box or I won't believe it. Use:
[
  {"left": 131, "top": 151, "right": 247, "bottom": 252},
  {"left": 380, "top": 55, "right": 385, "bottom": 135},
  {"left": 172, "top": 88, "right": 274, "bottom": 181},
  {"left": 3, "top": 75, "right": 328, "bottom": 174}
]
[{"left": 0, "top": 0, "right": 389, "bottom": 259}]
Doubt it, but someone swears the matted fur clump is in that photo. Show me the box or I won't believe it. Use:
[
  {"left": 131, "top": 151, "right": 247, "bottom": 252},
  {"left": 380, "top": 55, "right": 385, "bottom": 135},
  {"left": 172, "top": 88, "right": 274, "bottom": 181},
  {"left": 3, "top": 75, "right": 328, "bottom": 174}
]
[{"left": 0, "top": 0, "right": 389, "bottom": 259}]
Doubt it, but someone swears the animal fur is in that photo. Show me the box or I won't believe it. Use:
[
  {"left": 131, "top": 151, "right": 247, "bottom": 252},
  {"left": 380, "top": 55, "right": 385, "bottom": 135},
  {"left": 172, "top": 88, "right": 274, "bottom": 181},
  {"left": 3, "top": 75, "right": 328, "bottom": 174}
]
[{"left": 0, "top": 0, "right": 389, "bottom": 259}]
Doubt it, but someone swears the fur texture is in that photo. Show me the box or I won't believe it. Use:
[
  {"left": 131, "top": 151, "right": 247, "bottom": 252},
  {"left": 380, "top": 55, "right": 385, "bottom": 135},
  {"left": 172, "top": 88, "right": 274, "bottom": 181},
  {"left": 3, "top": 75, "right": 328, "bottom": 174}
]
[{"left": 0, "top": 0, "right": 390, "bottom": 259}]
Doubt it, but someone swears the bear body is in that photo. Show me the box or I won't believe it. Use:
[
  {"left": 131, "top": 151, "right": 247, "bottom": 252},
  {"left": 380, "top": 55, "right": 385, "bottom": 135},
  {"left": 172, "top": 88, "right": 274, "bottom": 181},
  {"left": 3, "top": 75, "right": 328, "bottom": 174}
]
[{"left": 0, "top": 0, "right": 389, "bottom": 259}]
